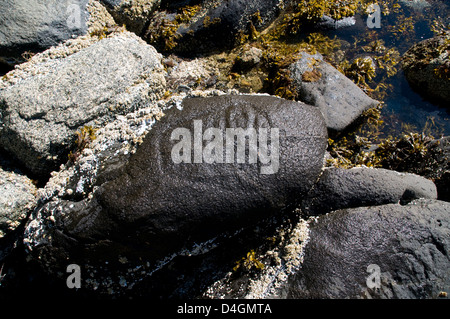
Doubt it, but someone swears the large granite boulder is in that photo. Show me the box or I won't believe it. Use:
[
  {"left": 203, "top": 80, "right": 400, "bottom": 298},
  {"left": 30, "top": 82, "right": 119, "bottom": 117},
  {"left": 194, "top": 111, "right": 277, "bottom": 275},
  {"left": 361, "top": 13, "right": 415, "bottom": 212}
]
[
  {"left": 204, "top": 198, "right": 450, "bottom": 299},
  {"left": 23, "top": 94, "right": 328, "bottom": 292},
  {"left": 0, "top": 32, "right": 166, "bottom": 177}
]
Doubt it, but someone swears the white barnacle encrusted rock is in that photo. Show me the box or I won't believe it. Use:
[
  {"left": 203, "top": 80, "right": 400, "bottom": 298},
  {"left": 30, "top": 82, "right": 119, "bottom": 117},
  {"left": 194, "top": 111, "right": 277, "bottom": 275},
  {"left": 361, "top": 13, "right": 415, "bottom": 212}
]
[
  {"left": 0, "top": 168, "right": 37, "bottom": 239},
  {"left": 201, "top": 213, "right": 315, "bottom": 299},
  {"left": 0, "top": 31, "right": 167, "bottom": 176},
  {"left": 244, "top": 216, "right": 312, "bottom": 299}
]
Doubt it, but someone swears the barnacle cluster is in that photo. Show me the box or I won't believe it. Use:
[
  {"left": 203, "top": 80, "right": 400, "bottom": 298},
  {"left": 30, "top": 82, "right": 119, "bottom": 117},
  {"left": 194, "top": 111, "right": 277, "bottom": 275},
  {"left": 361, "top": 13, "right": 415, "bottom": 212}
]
[{"left": 145, "top": 5, "right": 202, "bottom": 51}]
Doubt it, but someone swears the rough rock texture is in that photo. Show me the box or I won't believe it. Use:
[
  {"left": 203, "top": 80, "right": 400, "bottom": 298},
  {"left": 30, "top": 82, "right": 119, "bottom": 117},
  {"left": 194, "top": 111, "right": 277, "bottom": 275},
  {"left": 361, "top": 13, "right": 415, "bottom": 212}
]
[
  {"left": 95, "top": 94, "right": 327, "bottom": 255},
  {"left": 86, "top": 0, "right": 118, "bottom": 34},
  {"left": 166, "top": 57, "right": 220, "bottom": 91},
  {"left": 0, "top": 0, "right": 90, "bottom": 64},
  {"left": 100, "top": 0, "right": 161, "bottom": 35},
  {"left": 24, "top": 94, "right": 328, "bottom": 289},
  {"left": 402, "top": 32, "right": 450, "bottom": 105},
  {"left": 289, "top": 51, "right": 379, "bottom": 134},
  {"left": 277, "top": 199, "right": 450, "bottom": 299},
  {"left": 302, "top": 167, "right": 438, "bottom": 215},
  {"left": 234, "top": 45, "right": 263, "bottom": 71},
  {"left": 0, "top": 32, "right": 166, "bottom": 177},
  {"left": 0, "top": 169, "right": 37, "bottom": 239}
]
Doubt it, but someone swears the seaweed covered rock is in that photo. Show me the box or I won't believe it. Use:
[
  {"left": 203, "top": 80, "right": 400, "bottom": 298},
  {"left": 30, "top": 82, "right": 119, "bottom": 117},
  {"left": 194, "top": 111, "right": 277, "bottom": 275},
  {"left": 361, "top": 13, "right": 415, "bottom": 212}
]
[
  {"left": 144, "top": 0, "right": 284, "bottom": 54},
  {"left": 0, "top": 0, "right": 90, "bottom": 65},
  {"left": 99, "top": 0, "right": 161, "bottom": 35},
  {"left": 402, "top": 31, "right": 450, "bottom": 105},
  {"left": 0, "top": 32, "right": 166, "bottom": 177},
  {"left": 276, "top": 199, "right": 450, "bottom": 299},
  {"left": 23, "top": 94, "right": 328, "bottom": 292},
  {"left": 289, "top": 52, "right": 379, "bottom": 134},
  {"left": 373, "top": 134, "right": 450, "bottom": 202},
  {"left": 302, "top": 167, "right": 438, "bottom": 216}
]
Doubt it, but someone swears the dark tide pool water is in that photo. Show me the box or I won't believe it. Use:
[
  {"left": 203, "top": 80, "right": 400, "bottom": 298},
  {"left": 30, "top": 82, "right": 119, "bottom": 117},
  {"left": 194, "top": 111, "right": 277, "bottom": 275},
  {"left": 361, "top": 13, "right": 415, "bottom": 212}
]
[{"left": 312, "top": 0, "right": 449, "bottom": 139}]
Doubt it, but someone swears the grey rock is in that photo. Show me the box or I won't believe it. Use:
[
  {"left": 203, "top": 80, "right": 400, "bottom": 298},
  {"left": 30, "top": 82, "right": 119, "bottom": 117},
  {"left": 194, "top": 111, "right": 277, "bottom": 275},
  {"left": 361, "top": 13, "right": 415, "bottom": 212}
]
[
  {"left": 402, "top": 32, "right": 450, "bottom": 105},
  {"left": 302, "top": 167, "right": 438, "bottom": 215},
  {"left": 399, "top": 0, "right": 431, "bottom": 11},
  {"left": 316, "top": 15, "right": 356, "bottom": 30},
  {"left": 0, "top": 0, "right": 90, "bottom": 64},
  {"left": 86, "top": 0, "right": 118, "bottom": 34},
  {"left": 234, "top": 45, "right": 263, "bottom": 70},
  {"left": 24, "top": 94, "right": 328, "bottom": 273},
  {"left": 0, "top": 32, "right": 166, "bottom": 177},
  {"left": 99, "top": 0, "right": 161, "bottom": 35},
  {"left": 429, "top": 136, "right": 450, "bottom": 202},
  {"left": 289, "top": 51, "right": 379, "bottom": 134},
  {"left": 0, "top": 168, "right": 37, "bottom": 239},
  {"left": 278, "top": 199, "right": 450, "bottom": 299}
]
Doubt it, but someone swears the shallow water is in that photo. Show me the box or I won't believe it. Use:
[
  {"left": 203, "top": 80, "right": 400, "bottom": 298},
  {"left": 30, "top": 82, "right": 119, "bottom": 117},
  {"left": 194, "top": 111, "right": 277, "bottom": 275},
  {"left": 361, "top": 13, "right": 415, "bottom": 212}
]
[{"left": 310, "top": 1, "right": 450, "bottom": 139}]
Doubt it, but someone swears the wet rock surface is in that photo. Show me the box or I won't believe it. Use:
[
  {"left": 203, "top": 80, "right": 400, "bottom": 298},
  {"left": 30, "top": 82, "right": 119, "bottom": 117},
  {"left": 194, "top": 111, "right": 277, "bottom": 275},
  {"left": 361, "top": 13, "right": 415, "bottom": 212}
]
[
  {"left": 23, "top": 94, "right": 328, "bottom": 280},
  {"left": 289, "top": 52, "right": 379, "bottom": 134},
  {"left": 402, "top": 31, "right": 450, "bottom": 106},
  {"left": 275, "top": 199, "right": 450, "bottom": 299},
  {"left": 302, "top": 167, "right": 438, "bottom": 216},
  {"left": 143, "top": 0, "right": 284, "bottom": 55},
  {"left": 0, "top": 0, "right": 448, "bottom": 301}
]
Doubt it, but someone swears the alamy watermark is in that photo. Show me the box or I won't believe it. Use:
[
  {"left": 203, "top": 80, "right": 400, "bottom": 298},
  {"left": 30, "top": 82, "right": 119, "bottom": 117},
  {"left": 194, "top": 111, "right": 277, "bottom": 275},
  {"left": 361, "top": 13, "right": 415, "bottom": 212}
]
[
  {"left": 170, "top": 120, "right": 280, "bottom": 175},
  {"left": 367, "top": 3, "right": 382, "bottom": 29},
  {"left": 66, "top": 264, "right": 81, "bottom": 289},
  {"left": 366, "top": 264, "right": 381, "bottom": 289}
]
